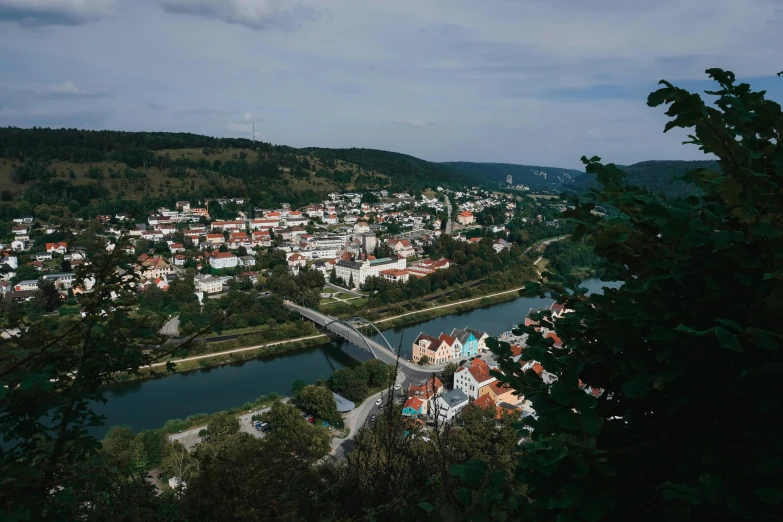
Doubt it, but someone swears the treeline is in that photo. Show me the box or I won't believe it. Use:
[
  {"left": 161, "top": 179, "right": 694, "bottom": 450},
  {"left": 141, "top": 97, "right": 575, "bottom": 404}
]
[{"left": 0, "top": 127, "right": 284, "bottom": 165}]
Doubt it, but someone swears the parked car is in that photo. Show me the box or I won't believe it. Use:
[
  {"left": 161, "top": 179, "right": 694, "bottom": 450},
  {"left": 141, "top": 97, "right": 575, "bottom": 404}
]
[
  {"left": 393, "top": 384, "right": 402, "bottom": 390},
  {"left": 375, "top": 398, "right": 382, "bottom": 406},
  {"left": 322, "top": 421, "right": 329, "bottom": 428},
  {"left": 306, "top": 416, "right": 314, "bottom": 423},
  {"left": 328, "top": 426, "right": 334, "bottom": 431}
]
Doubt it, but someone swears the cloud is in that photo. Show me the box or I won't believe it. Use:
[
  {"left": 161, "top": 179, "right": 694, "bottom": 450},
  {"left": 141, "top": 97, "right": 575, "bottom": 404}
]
[
  {"left": 155, "top": 0, "right": 321, "bottom": 31},
  {"left": 146, "top": 100, "right": 166, "bottom": 111},
  {"left": 0, "top": 0, "right": 114, "bottom": 27},
  {"left": 39, "top": 81, "right": 111, "bottom": 98},
  {"left": 0, "top": 105, "right": 112, "bottom": 128},
  {"left": 393, "top": 118, "right": 435, "bottom": 128}
]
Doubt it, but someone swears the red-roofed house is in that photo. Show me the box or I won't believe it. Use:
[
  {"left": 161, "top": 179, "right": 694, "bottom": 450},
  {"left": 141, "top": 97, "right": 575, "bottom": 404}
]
[
  {"left": 402, "top": 397, "right": 424, "bottom": 417},
  {"left": 46, "top": 242, "right": 67, "bottom": 255},
  {"left": 455, "top": 359, "right": 496, "bottom": 400},
  {"left": 386, "top": 239, "right": 415, "bottom": 258},
  {"left": 472, "top": 394, "right": 496, "bottom": 410},
  {"left": 380, "top": 268, "right": 409, "bottom": 283},
  {"left": 412, "top": 333, "right": 451, "bottom": 364},
  {"left": 407, "top": 376, "right": 444, "bottom": 414},
  {"left": 457, "top": 211, "right": 474, "bottom": 225}
]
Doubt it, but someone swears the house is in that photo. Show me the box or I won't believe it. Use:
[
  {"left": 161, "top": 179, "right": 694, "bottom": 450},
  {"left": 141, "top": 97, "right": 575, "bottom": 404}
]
[
  {"left": 402, "top": 397, "right": 424, "bottom": 417},
  {"left": 15, "top": 280, "right": 40, "bottom": 292},
  {"left": 465, "top": 328, "right": 489, "bottom": 351},
  {"left": 412, "top": 333, "right": 451, "bottom": 364},
  {"left": 210, "top": 220, "right": 245, "bottom": 231},
  {"left": 454, "top": 359, "right": 497, "bottom": 400},
  {"left": 457, "top": 211, "right": 474, "bottom": 225},
  {"left": 172, "top": 254, "right": 187, "bottom": 266},
  {"left": 386, "top": 239, "right": 415, "bottom": 258},
  {"left": 206, "top": 234, "right": 226, "bottom": 245},
  {"left": 493, "top": 239, "right": 512, "bottom": 252},
  {"left": 353, "top": 221, "right": 370, "bottom": 234},
  {"left": 335, "top": 256, "right": 406, "bottom": 288},
  {"left": 238, "top": 255, "right": 256, "bottom": 267},
  {"left": 169, "top": 243, "right": 185, "bottom": 254},
  {"left": 46, "top": 242, "right": 68, "bottom": 255},
  {"left": 12, "top": 225, "right": 30, "bottom": 236},
  {"left": 471, "top": 394, "right": 496, "bottom": 410},
  {"left": 380, "top": 268, "right": 409, "bottom": 283},
  {"left": 407, "top": 376, "right": 444, "bottom": 415},
  {"left": 286, "top": 253, "right": 306, "bottom": 269},
  {"left": 209, "top": 251, "right": 238, "bottom": 269},
  {"left": 323, "top": 214, "right": 339, "bottom": 225},
  {"left": 451, "top": 328, "right": 479, "bottom": 358},
  {"left": 12, "top": 216, "right": 34, "bottom": 224},
  {"left": 194, "top": 274, "right": 223, "bottom": 293},
  {"left": 35, "top": 252, "right": 53, "bottom": 262},
  {"left": 139, "top": 256, "right": 173, "bottom": 280},
  {"left": 435, "top": 389, "right": 469, "bottom": 423}
]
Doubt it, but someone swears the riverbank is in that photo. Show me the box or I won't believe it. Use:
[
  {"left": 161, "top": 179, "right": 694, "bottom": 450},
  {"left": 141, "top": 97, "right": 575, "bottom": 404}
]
[{"left": 114, "top": 283, "right": 528, "bottom": 384}]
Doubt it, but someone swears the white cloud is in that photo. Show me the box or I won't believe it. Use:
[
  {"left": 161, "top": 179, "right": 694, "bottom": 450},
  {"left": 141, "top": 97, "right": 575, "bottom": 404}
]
[
  {"left": 155, "top": 0, "right": 321, "bottom": 31},
  {"left": 393, "top": 118, "right": 435, "bottom": 128},
  {"left": 0, "top": 0, "right": 114, "bottom": 27}
]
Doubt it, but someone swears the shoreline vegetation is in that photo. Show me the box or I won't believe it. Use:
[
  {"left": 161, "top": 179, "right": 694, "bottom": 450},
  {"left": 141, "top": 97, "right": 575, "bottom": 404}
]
[{"left": 112, "top": 283, "right": 528, "bottom": 384}]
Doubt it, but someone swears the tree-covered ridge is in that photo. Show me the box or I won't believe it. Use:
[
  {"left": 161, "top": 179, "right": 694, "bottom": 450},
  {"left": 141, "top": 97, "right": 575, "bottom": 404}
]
[
  {"left": 443, "top": 161, "right": 586, "bottom": 190},
  {"left": 565, "top": 159, "right": 719, "bottom": 198},
  {"left": 302, "top": 146, "right": 473, "bottom": 188}
]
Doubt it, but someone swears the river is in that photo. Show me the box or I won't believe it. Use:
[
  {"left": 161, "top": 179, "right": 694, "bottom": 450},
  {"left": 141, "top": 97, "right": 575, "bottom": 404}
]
[{"left": 93, "top": 279, "right": 616, "bottom": 436}]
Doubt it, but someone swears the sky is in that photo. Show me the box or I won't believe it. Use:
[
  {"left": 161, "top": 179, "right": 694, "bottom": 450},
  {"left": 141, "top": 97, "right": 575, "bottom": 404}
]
[{"left": 0, "top": 0, "right": 781, "bottom": 170}]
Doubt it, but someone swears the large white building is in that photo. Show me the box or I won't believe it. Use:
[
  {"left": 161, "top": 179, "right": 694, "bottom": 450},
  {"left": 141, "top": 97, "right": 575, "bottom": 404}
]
[
  {"left": 209, "top": 252, "right": 238, "bottom": 269},
  {"left": 335, "top": 256, "right": 406, "bottom": 288},
  {"left": 194, "top": 274, "right": 223, "bottom": 293}
]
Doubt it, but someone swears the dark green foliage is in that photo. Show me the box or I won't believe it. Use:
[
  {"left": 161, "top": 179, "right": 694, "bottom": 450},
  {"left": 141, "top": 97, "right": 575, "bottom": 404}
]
[
  {"left": 543, "top": 237, "right": 600, "bottom": 277},
  {"left": 492, "top": 69, "right": 783, "bottom": 522},
  {"left": 327, "top": 359, "right": 391, "bottom": 402},
  {"left": 295, "top": 384, "right": 340, "bottom": 424}
]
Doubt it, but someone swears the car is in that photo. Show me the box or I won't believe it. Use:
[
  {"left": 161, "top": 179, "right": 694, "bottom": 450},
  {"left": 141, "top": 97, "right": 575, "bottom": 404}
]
[
  {"left": 375, "top": 398, "right": 382, "bottom": 406},
  {"left": 370, "top": 415, "right": 377, "bottom": 421},
  {"left": 328, "top": 426, "right": 334, "bottom": 431},
  {"left": 393, "top": 384, "right": 402, "bottom": 390},
  {"left": 306, "top": 416, "right": 314, "bottom": 423},
  {"left": 322, "top": 421, "right": 329, "bottom": 427}
]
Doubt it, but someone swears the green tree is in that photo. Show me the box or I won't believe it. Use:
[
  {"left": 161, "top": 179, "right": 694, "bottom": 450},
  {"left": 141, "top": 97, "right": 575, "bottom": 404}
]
[
  {"left": 418, "top": 354, "right": 430, "bottom": 365},
  {"left": 11, "top": 264, "right": 40, "bottom": 284},
  {"left": 36, "top": 279, "right": 62, "bottom": 313},
  {"left": 329, "top": 366, "right": 370, "bottom": 402},
  {"left": 440, "top": 361, "right": 460, "bottom": 384},
  {"left": 206, "top": 411, "right": 240, "bottom": 442},
  {"left": 291, "top": 378, "right": 306, "bottom": 397},
  {"left": 490, "top": 69, "right": 783, "bottom": 522},
  {"left": 296, "top": 384, "right": 339, "bottom": 424}
]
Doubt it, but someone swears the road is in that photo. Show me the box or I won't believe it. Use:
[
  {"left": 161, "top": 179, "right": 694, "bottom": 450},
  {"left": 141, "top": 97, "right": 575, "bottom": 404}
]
[
  {"left": 324, "top": 280, "right": 364, "bottom": 297},
  {"left": 444, "top": 195, "right": 453, "bottom": 234}
]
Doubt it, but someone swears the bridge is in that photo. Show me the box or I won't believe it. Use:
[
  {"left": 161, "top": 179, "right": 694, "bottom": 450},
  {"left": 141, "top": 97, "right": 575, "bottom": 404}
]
[{"left": 284, "top": 301, "right": 442, "bottom": 373}]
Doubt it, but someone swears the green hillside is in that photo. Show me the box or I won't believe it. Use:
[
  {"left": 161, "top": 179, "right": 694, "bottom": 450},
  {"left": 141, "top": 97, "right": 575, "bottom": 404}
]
[
  {"left": 442, "top": 161, "right": 586, "bottom": 190},
  {"left": 0, "top": 128, "right": 472, "bottom": 219},
  {"left": 565, "top": 159, "right": 718, "bottom": 198}
]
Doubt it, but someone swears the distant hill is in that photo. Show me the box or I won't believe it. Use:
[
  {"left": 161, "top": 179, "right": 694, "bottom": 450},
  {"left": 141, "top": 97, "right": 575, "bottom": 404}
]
[
  {"left": 441, "top": 161, "right": 586, "bottom": 191},
  {"left": 0, "top": 128, "right": 478, "bottom": 218},
  {"left": 565, "top": 159, "right": 718, "bottom": 198},
  {"left": 301, "top": 147, "right": 472, "bottom": 190}
]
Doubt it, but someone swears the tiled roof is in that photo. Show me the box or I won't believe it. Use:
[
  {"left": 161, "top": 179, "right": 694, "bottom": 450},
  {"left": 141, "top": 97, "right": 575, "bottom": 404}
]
[{"left": 472, "top": 395, "right": 496, "bottom": 409}]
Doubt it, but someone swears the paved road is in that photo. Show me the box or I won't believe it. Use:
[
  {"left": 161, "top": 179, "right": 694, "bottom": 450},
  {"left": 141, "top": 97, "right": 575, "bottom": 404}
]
[
  {"left": 444, "top": 196, "right": 453, "bottom": 234},
  {"left": 324, "top": 280, "right": 364, "bottom": 297},
  {"left": 160, "top": 316, "right": 179, "bottom": 337}
]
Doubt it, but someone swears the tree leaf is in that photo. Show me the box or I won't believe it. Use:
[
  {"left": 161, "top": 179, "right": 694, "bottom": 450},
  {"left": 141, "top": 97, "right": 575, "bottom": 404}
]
[
  {"left": 674, "top": 324, "right": 715, "bottom": 336},
  {"left": 755, "top": 488, "right": 783, "bottom": 505},
  {"left": 623, "top": 375, "right": 653, "bottom": 399},
  {"left": 715, "top": 326, "right": 743, "bottom": 352},
  {"left": 748, "top": 328, "right": 780, "bottom": 351},
  {"left": 419, "top": 502, "right": 435, "bottom": 512}
]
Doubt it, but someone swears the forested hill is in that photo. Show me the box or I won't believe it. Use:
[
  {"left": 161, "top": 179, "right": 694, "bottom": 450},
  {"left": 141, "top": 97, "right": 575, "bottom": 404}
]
[
  {"left": 565, "top": 159, "right": 719, "bottom": 198},
  {"left": 442, "top": 161, "right": 586, "bottom": 190},
  {"left": 0, "top": 127, "right": 472, "bottom": 219}
]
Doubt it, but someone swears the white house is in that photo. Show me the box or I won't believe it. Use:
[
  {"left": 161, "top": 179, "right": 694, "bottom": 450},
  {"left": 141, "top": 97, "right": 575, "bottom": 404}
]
[
  {"left": 323, "top": 214, "right": 339, "bottom": 225},
  {"left": 493, "top": 239, "right": 512, "bottom": 253},
  {"left": 238, "top": 255, "right": 256, "bottom": 267},
  {"left": 454, "top": 359, "right": 497, "bottom": 400},
  {"left": 435, "top": 389, "right": 469, "bottom": 424},
  {"left": 209, "top": 252, "right": 238, "bottom": 269},
  {"left": 457, "top": 211, "right": 475, "bottom": 225},
  {"left": 194, "top": 274, "right": 223, "bottom": 293}
]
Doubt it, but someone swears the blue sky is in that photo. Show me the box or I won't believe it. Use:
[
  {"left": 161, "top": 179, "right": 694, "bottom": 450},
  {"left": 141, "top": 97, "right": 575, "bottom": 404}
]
[{"left": 0, "top": 0, "right": 781, "bottom": 169}]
